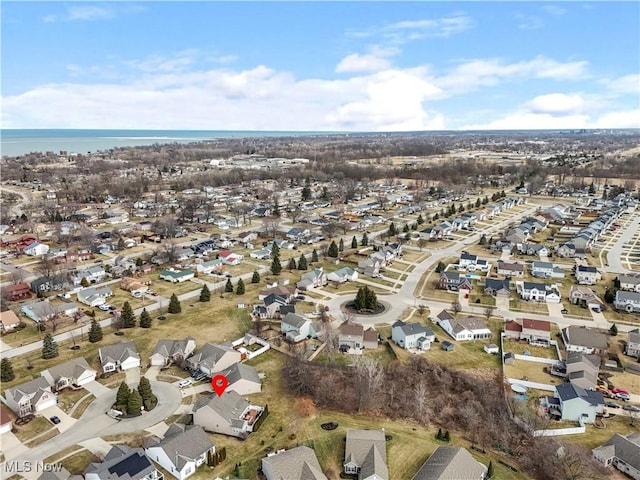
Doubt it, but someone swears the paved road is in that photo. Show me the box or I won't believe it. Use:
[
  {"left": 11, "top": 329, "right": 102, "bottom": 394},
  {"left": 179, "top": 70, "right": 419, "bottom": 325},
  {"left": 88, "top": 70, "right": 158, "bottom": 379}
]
[
  {"left": 0, "top": 380, "right": 182, "bottom": 479},
  {"left": 604, "top": 213, "right": 640, "bottom": 274}
]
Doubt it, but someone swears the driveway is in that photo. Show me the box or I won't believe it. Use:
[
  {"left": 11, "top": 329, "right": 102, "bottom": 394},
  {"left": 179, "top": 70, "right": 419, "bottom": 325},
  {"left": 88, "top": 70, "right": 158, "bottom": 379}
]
[
  {"left": 547, "top": 302, "right": 566, "bottom": 318},
  {"left": 125, "top": 367, "right": 141, "bottom": 385},
  {"left": 0, "top": 430, "right": 28, "bottom": 461},
  {"left": 83, "top": 380, "right": 111, "bottom": 397},
  {"left": 41, "top": 405, "right": 76, "bottom": 433},
  {"left": 144, "top": 366, "right": 161, "bottom": 381},
  {"left": 495, "top": 296, "right": 510, "bottom": 311}
]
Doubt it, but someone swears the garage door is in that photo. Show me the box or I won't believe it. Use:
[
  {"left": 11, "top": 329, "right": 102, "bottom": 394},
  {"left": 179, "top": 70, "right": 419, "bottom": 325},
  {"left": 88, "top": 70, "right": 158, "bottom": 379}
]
[
  {"left": 35, "top": 397, "right": 57, "bottom": 412},
  {"left": 76, "top": 374, "right": 96, "bottom": 386}
]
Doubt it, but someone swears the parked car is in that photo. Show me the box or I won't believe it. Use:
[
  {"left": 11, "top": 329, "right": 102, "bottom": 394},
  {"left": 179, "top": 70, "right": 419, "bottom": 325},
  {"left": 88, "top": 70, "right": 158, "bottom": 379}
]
[
  {"left": 132, "top": 291, "right": 143, "bottom": 298},
  {"left": 615, "top": 392, "right": 631, "bottom": 401},
  {"left": 612, "top": 387, "right": 630, "bottom": 395},
  {"left": 560, "top": 309, "right": 568, "bottom": 314},
  {"left": 605, "top": 401, "right": 621, "bottom": 409},
  {"left": 178, "top": 378, "right": 193, "bottom": 388},
  {"left": 622, "top": 404, "right": 640, "bottom": 412},
  {"left": 50, "top": 416, "right": 61, "bottom": 425},
  {"left": 98, "top": 304, "right": 111, "bottom": 311}
]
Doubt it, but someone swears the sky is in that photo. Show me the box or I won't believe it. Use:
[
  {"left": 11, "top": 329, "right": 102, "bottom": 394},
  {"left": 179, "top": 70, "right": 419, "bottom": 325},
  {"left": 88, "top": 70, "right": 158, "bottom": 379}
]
[{"left": 1, "top": 1, "right": 639, "bottom": 131}]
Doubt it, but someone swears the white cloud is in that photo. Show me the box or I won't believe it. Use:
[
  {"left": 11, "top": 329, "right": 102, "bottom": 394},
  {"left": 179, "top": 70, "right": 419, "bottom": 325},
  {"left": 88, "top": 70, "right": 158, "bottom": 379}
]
[
  {"left": 526, "top": 93, "right": 585, "bottom": 116},
  {"left": 44, "top": 5, "right": 115, "bottom": 23},
  {"left": 350, "top": 15, "right": 472, "bottom": 44},
  {"left": 541, "top": 5, "right": 567, "bottom": 17},
  {"left": 593, "top": 109, "right": 640, "bottom": 129},
  {"left": 462, "top": 112, "right": 590, "bottom": 130},
  {"left": 514, "top": 13, "right": 543, "bottom": 30},
  {"left": 335, "top": 46, "right": 398, "bottom": 73},
  {"left": 602, "top": 74, "right": 640, "bottom": 95}
]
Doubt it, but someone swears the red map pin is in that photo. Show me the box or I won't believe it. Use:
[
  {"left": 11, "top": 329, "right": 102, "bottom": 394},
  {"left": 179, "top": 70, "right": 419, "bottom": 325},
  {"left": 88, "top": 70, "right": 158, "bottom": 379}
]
[{"left": 211, "top": 374, "right": 229, "bottom": 397}]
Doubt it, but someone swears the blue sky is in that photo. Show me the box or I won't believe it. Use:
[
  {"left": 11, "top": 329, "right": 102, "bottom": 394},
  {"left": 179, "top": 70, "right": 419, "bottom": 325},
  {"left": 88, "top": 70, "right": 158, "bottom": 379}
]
[{"left": 2, "top": 1, "right": 639, "bottom": 130}]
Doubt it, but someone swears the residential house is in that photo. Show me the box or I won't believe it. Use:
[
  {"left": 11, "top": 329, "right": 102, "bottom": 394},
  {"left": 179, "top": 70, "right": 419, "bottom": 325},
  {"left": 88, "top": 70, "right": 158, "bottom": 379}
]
[
  {"left": 391, "top": 321, "right": 435, "bottom": 350},
  {"left": 327, "top": 267, "right": 359, "bottom": 284},
  {"left": 339, "top": 322, "right": 379, "bottom": 350},
  {"left": 4, "top": 377, "right": 57, "bottom": 417},
  {"left": 438, "top": 316, "right": 492, "bottom": 342},
  {"left": 258, "top": 286, "right": 297, "bottom": 302},
  {"left": 552, "top": 383, "right": 604, "bottom": 424},
  {"left": 459, "top": 253, "right": 478, "bottom": 270},
  {"left": 614, "top": 290, "right": 640, "bottom": 314},
  {"left": 286, "top": 227, "right": 310, "bottom": 242},
  {"left": 30, "top": 273, "right": 68, "bottom": 293},
  {"left": 619, "top": 274, "right": 640, "bottom": 293},
  {"left": 519, "top": 282, "right": 561, "bottom": 303},
  {"left": 120, "top": 277, "right": 153, "bottom": 294},
  {"left": 238, "top": 231, "right": 258, "bottom": 245},
  {"left": 343, "top": 429, "right": 389, "bottom": 480},
  {"left": 160, "top": 269, "right": 195, "bottom": 283},
  {"left": 261, "top": 293, "right": 290, "bottom": 318},
  {"left": 20, "top": 300, "right": 78, "bottom": 323},
  {"left": 149, "top": 338, "right": 197, "bottom": 367},
  {"left": 99, "top": 341, "right": 141, "bottom": 373},
  {"left": 145, "top": 424, "right": 215, "bottom": 480},
  {"left": 565, "top": 352, "right": 600, "bottom": 391},
  {"left": 496, "top": 261, "right": 525, "bottom": 278},
  {"left": 84, "top": 445, "right": 162, "bottom": 480},
  {"left": 218, "top": 250, "right": 243, "bottom": 266},
  {"left": 557, "top": 243, "right": 581, "bottom": 258},
  {"left": 625, "top": 329, "right": 640, "bottom": 359},
  {"left": 562, "top": 326, "right": 608, "bottom": 354},
  {"left": 220, "top": 363, "right": 262, "bottom": 395},
  {"left": 41, "top": 357, "right": 97, "bottom": 391},
  {"left": 2, "top": 282, "right": 32, "bottom": 301},
  {"left": 484, "top": 278, "right": 510, "bottom": 298},
  {"left": 262, "top": 446, "right": 328, "bottom": 480},
  {"left": 411, "top": 446, "right": 487, "bottom": 480},
  {"left": 438, "top": 272, "right": 472, "bottom": 292},
  {"left": 518, "top": 244, "right": 550, "bottom": 257},
  {"left": 569, "top": 285, "right": 605, "bottom": 310},
  {"left": 24, "top": 242, "right": 50, "bottom": 256},
  {"left": 72, "top": 265, "right": 107, "bottom": 285},
  {"left": 0, "top": 309, "right": 21, "bottom": 333},
  {"left": 521, "top": 318, "right": 551, "bottom": 344},
  {"left": 297, "top": 268, "right": 327, "bottom": 290},
  {"left": 357, "top": 257, "right": 383, "bottom": 277},
  {"left": 195, "top": 259, "right": 223, "bottom": 275},
  {"left": 531, "top": 261, "right": 564, "bottom": 279},
  {"left": 77, "top": 286, "right": 113, "bottom": 307},
  {"left": 592, "top": 433, "right": 640, "bottom": 480},
  {"left": 281, "top": 312, "right": 318, "bottom": 343},
  {"left": 187, "top": 343, "right": 241, "bottom": 376},
  {"left": 0, "top": 405, "right": 12, "bottom": 435},
  {"left": 503, "top": 320, "right": 523, "bottom": 340},
  {"left": 576, "top": 265, "right": 601, "bottom": 285},
  {"left": 192, "top": 390, "right": 264, "bottom": 439}
]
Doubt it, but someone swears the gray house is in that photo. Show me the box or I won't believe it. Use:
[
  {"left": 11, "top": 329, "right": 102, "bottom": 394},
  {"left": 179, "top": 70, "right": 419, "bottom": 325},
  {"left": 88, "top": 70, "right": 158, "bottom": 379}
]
[
  {"left": 626, "top": 329, "right": 640, "bottom": 359},
  {"left": 411, "top": 446, "right": 487, "bottom": 480},
  {"left": 562, "top": 326, "right": 608, "bottom": 355},
  {"left": 592, "top": 433, "right": 640, "bottom": 480},
  {"left": 84, "top": 446, "right": 162, "bottom": 480},
  {"left": 565, "top": 352, "right": 600, "bottom": 391},
  {"left": 554, "top": 383, "right": 604, "bottom": 424},
  {"left": 262, "top": 446, "right": 328, "bottom": 480},
  {"left": 391, "top": 321, "right": 435, "bottom": 350},
  {"left": 614, "top": 290, "right": 640, "bottom": 314},
  {"left": 343, "top": 429, "right": 389, "bottom": 480},
  {"left": 192, "top": 390, "right": 264, "bottom": 439}
]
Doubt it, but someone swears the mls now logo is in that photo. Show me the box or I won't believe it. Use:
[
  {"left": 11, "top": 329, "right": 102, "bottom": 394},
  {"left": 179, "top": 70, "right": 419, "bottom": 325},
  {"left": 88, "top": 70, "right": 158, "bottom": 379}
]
[{"left": 5, "top": 461, "right": 65, "bottom": 473}]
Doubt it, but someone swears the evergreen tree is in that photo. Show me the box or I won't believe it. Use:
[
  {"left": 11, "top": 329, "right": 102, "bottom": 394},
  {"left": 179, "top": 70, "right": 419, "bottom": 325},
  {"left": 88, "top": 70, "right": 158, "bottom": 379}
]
[
  {"left": 351, "top": 236, "right": 358, "bottom": 248},
  {"left": 435, "top": 261, "right": 446, "bottom": 273},
  {"left": 298, "top": 254, "right": 308, "bottom": 270},
  {"left": 403, "top": 223, "right": 410, "bottom": 233},
  {"left": 479, "top": 234, "right": 487, "bottom": 246},
  {"left": 225, "top": 278, "right": 234, "bottom": 292},
  {"left": 42, "top": 333, "right": 58, "bottom": 359},
  {"left": 135, "top": 257, "right": 143, "bottom": 268},
  {"left": 301, "top": 186, "right": 312, "bottom": 201},
  {"left": 288, "top": 258, "right": 297, "bottom": 270},
  {"left": 361, "top": 233, "right": 369, "bottom": 246},
  {"left": 137, "top": 376, "right": 157, "bottom": 410},
  {"left": 1, "top": 357, "right": 15, "bottom": 382},
  {"left": 443, "top": 430, "right": 450, "bottom": 442},
  {"left": 436, "top": 428, "right": 443, "bottom": 440},
  {"left": 354, "top": 287, "right": 366, "bottom": 310},
  {"left": 338, "top": 238, "right": 344, "bottom": 252},
  {"left": 328, "top": 240, "right": 339, "bottom": 258},
  {"left": 139, "top": 308, "right": 152, "bottom": 328},
  {"left": 236, "top": 278, "right": 245, "bottom": 295},
  {"left": 417, "top": 214, "right": 424, "bottom": 225},
  {"left": 475, "top": 198, "right": 481, "bottom": 208},
  {"left": 115, "top": 382, "right": 131, "bottom": 411},
  {"left": 364, "top": 287, "right": 378, "bottom": 310},
  {"left": 121, "top": 301, "right": 136, "bottom": 328},
  {"left": 311, "top": 249, "right": 318, "bottom": 262},
  {"left": 127, "top": 389, "right": 143, "bottom": 416},
  {"left": 388, "top": 222, "right": 397, "bottom": 236},
  {"left": 199, "top": 284, "right": 211, "bottom": 302},
  {"left": 604, "top": 288, "right": 615, "bottom": 304},
  {"left": 168, "top": 293, "right": 182, "bottom": 314},
  {"left": 411, "top": 223, "right": 418, "bottom": 230},
  {"left": 88, "top": 319, "right": 103, "bottom": 343},
  {"left": 117, "top": 237, "right": 126, "bottom": 251},
  {"left": 610, "top": 323, "right": 618, "bottom": 336},
  {"left": 251, "top": 271, "right": 260, "bottom": 283},
  {"left": 271, "top": 253, "right": 282, "bottom": 275},
  {"left": 487, "top": 461, "right": 494, "bottom": 478},
  {"left": 271, "top": 241, "right": 280, "bottom": 257},
  {"left": 80, "top": 277, "right": 90, "bottom": 288}
]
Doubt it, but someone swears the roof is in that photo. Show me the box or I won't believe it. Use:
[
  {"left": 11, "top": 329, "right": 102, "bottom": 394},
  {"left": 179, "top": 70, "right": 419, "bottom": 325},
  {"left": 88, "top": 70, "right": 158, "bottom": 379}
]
[
  {"left": 37, "top": 467, "right": 72, "bottom": 480},
  {"left": 221, "top": 362, "right": 261, "bottom": 386},
  {"left": 151, "top": 338, "right": 195, "bottom": 359},
  {"left": 6, "top": 377, "right": 51, "bottom": 403},
  {"left": 566, "top": 351, "right": 601, "bottom": 370},
  {"left": 99, "top": 341, "right": 140, "bottom": 365},
  {"left": 340, "top": 321, "right": 364, "bottom": 337},
  {"left": 593, "top": 433, "right": 640, "bottom": 471},
  {"left": 282, "top": 312, "right": 310, "bottom": 329},
  {"left": 190, "top": 343, "right": 238, "bottom": 371},
  {"left": 344, "top": 429, "right": 388, "bottom": 480},
  {"left": 262, "top": 446, "right": 328, "bottom": 480},
  {"left": 43, "top": 357, "right": 96, "bottom": 383},
  {"left": 411, "top": 447, "right": 487, "bottom": 480},
  {"left": 85, "top": 446, "right": 156, "bottom": 480},
  {"left": 556, "top": 383, "right": 604, "bottom": 406},
  {"left": 522, "top": 318, "right": 550, "bottom": 332},
  {"left": 497, "top": 261, "right": 524, "bottom": 272},
  {"left": 393, "top": 321, "right": 434, "bottom": 337},
  {"left": 504, "top": 320, "right": 522, "bottom": 333},
  {"left": 437, "top": 310, "right": 454, "bottom": 322},
  {"left": 452, "top": 316, "right": 490, "bottom": 333},
  {"left": 562, "top": 326, "right": 608, "bottom": 350},
  {"left": 145, "top": 425, "right": 214, "bottom": 472},
  {"left": 0, "top": 405, "right": 12, "bottom": 426},
  {"left": 0, "top": 310, "right": 21, "bottom": 328},
  {"left": 194, "top": 390, "right": 250, "bottom": 422}
]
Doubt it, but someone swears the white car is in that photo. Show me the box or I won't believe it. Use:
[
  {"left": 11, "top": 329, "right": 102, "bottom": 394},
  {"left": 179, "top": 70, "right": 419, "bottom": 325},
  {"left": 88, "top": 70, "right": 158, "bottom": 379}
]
[
  {"left": 132, "top": 291, "right": 143, "bottom": 298},
  {"left": 98, "top": 304, "right": 111, "bottom": 311},
  {"left": 178, "top": 378, "right": 193, "bottom": 388}
]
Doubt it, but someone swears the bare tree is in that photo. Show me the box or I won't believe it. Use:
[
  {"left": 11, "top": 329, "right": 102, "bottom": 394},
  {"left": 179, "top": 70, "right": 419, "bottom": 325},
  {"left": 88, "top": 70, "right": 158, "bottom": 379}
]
[
  {"left": 451, "top": 300, "right": 462, "bottom": 317},
  {"left": 353, "top": 356, "right": 383, "bottom": 413},
  {"left": 9, "top": 269, "right": 24, "bottom": 285},
  {"left": 483, "top": 305, "right": 496, "bottom": 321}
]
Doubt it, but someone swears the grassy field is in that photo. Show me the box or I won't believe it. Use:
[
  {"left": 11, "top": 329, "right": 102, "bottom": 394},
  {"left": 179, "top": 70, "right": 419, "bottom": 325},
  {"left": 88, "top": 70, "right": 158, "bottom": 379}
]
[
  {"left": 59, "top": 449, "right": 101, "bottom": 475},
  {"left": 504, "top": 361, "right": 561, "bottom": 386},
  {"left": 509, "top": 298, "right": 549, "bottom": 315},
  {"left": 502, "top": 339, "right": 558, "bottom": 360},
  {"left": 13, "top": 416, "right": 56, "bottom": 443},
  {"left": 70, "top": 394, "right": 96, "bottom": 419}
]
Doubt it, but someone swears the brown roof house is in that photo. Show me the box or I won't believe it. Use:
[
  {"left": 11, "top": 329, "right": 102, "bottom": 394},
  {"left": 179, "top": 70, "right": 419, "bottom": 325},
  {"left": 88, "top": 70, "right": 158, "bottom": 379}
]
[
  {"left": 343, "top": 429, "right": 389, "bottom": 480},
  {"left": 339, "top": 322, "right": 379, "bottom": 350},
  {"left": 503, "top": 320, "right": 522, "bottom": 340},
  {"left": 0, "top": 309, "right": 21, "bottom": 333},
  {"left": 2, "top": 282, "right": 32, "bottom": 301},
  {"left": 192, "top": 390, "right": 265, "bottom": 439},
  {"left": 149, "top": 337, "right": 196, "bottom": 367},
  {"left": 521, "top": 318, "right": 551, "bottom": 344}
]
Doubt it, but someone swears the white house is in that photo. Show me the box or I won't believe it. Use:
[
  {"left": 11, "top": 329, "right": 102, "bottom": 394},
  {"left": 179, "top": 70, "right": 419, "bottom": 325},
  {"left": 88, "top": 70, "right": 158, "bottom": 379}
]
[
  {"left": 561, "top": 326, "right": 608, "bottom": 354},
  {"left": 593, "top": 433, "right": 640, "bottom": 480},
  {"left": 576, "top": 265, "right": 601, "bottom": 285},
  {"left": 187, "top": 343, "right": 241, "bottom": 376},
  {"left": 614, "top": 291, "right": 640, "bottom": 313},
  {"left": 145, "top": 424, "right": 215, "bottom": 480},
  {"left": 327, "top": 267, "right": 359, "bottom": 284},
  {"left": 196, "top": 259, "right": 223, "bottom": 275},
  {"left": 160, "top": 269, "right": 195, "bottom": 283},
  {"left": 4, "top": 377, "right": 57, "bottom": 417},
  {"left": 77, "top": 286, "right": 113, "bottom": 307},
  {"left": 619, "top": 274, "right": 640, "bottom": 293},
  {"left": 99, "top": 341, "right": 141, "bottom": 373},
  {"left": 192, "top": 390, "right": 264, "bottom": 439},
  {"left": 23, "top": 242, "right": 50, "bottom": 256},
  {"left": 218, "top": 251, "right": 243, "bottom": 266},
  {"left": 391, "top": 321, "right": 435, "bottom": 350},
  {"left": 438, "top": 316, "right": 492, "bottom": 342},
  {"left": 41, "top": 357, "right": 97, "bottom": 391},
  {"left": 281, "top": 312, "right": 318, "bottom": 343}
]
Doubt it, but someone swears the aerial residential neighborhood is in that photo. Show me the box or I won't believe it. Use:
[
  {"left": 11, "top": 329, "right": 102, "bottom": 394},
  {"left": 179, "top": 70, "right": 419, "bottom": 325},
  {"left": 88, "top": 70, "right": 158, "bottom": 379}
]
[{"left": 1, "top": 1, "right": 640, "bottom": 477}]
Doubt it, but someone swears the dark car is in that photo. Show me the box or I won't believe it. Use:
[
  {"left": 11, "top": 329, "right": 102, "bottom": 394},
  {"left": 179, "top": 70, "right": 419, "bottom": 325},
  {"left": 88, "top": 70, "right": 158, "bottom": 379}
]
[
  {"left": 622, "top": 404, "right": 640, "bottom": 412},
  {"left": 561, "top": 309, "right": 568, "bottom": 314},
  {"left": 50, "top": 416, "right": 61, "bottom": 425},
  {"left": 605, "top": 401, "right": 621, "bottom": 409}
]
